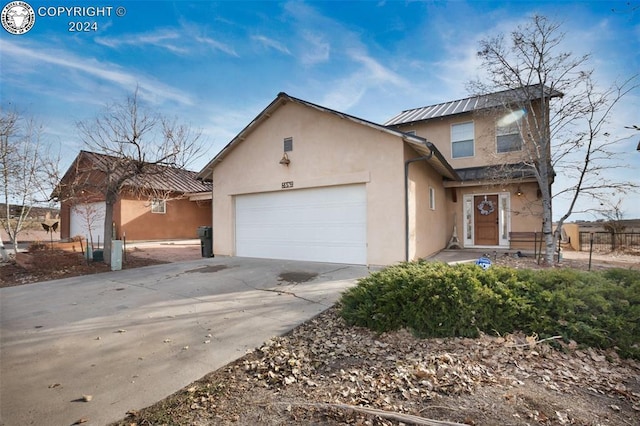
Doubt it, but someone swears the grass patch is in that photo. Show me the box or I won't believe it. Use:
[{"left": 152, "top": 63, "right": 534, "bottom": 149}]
[{"left": 340, "top": 261, "right": 640, "bottom": 359}]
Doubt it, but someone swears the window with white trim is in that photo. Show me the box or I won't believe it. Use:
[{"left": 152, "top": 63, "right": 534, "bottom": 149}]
[
  {"left": 451, "top": 122, "right": 474, "bottom": 158},
  {"left": 151, "top": 199, "right": 166, "bottom": 214},
  {"left": 496, "top": 122, "right": 522, "bottom": 153},
  {"left": 429, "top": 187, "right": 436, "bottom": 210}
]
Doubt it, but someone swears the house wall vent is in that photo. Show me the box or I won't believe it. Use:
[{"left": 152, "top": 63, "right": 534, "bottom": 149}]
[{"left": 284, "top": 137, "right": 293, "bottom": 152}]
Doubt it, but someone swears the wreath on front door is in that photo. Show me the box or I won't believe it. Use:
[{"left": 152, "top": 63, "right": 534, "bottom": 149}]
[{"left": 477, "top": 198, "right": 495, "bottom": 215}]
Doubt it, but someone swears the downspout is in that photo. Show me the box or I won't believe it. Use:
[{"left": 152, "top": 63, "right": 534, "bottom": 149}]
[{"left": 404, "top": 146, "right": 434, "bottom": 262}]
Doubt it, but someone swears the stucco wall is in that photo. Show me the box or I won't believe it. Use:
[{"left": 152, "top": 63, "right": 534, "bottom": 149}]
[
  {"left": 561, "top": 223, "right": 581, "bottom": 251},
  {"left": 117, "top": 196, "right": 211, "bottom": 241},
  {"left": 60, "top": 195, "right": 210, "bottom": 241},
  {"left": 507, "top": 182, "right": 544, "bottom": 232},
  {"left": 404, "top": 144, "right": 453, "bottom": 259},
  {"left": 391, "top": 102, "right": 545, "bottom": 170},
  {"left": 210, "top": 100, "right": 434, "bottom": 265},
  {"left": 59, "top": 201, "right": 72, "bottom": 240}
]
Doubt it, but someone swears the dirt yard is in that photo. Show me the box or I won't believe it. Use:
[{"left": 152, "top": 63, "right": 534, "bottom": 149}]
[{"left": 0, "top": 239, "right": 202, "bottom": 288}]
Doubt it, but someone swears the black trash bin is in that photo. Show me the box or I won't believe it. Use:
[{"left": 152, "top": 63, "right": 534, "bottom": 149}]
[
  {"left": 197, "top": 226, "right": 214, "bottom": 258},
  {"left": 92, "top": 249, "right": 104, "bottom": 262}
]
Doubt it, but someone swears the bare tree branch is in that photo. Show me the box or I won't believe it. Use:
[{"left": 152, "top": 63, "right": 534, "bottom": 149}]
[
  {"left": 470, "top": 14, "right": 639, "bottom": 264},
  {"left": 1, "top": 107, "right": 60, "bottom": 258},
  {"left": 65, "top": 88, "right": 206, "bottom": 266}
]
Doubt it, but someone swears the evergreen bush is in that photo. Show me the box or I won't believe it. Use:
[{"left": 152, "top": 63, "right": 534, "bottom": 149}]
[{"left": 340, "top": 261, "right": 640, "bottom": 359}]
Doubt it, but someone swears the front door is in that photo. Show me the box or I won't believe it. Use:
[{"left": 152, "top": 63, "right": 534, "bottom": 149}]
[{"left": 474, "top": 195, "right": 498, "bottom": 246}]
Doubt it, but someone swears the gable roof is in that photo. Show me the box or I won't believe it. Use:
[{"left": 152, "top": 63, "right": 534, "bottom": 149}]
[
  {"left": 53, "top": 151, "right": 211, "bottom": 199},
  {"left": 196, "top": 92, "right": 460, "bottom": 182},
  {"left": 384, "top": 85, "right": 563, "bottom": 126}
]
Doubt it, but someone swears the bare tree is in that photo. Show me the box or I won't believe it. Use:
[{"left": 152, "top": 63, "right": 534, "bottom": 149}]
[
  {"left": 0, "top": 107, "right": 60, "bottom": 258},
  {"left": 67, "top": 89, "right": 204, "bottom": 266},
  {"left": 470, "top": 15, "right": 639, "bottom": 264},
  {"left": 601, "top": 199, "right": 627, "bottom": 251},
  {"left": 72, "top": 203, "right": 104, "bottom": 251}
]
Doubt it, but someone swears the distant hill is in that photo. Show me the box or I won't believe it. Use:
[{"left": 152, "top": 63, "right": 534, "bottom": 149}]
[
  {"left": 568, "top": 219, "right": 640, "bottom": 232},
  {"left": 0, "top": 204, "right": 60, "bottom": 221}
]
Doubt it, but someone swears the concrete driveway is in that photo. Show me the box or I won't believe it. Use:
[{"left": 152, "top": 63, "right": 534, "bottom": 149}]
[{"left": 0, "top": 257, "right": 370, "bottom": 426}]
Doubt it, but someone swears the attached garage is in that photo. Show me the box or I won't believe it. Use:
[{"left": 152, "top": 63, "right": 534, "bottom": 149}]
[
  {"left": 70, "top": 201, "right": 105, "bottom": 245},
  {"left": 235, "top": 184, "right": 367, "bottom": 264},
  {"left": 197, "top": 92, "right": 460, "bottom": 266}
]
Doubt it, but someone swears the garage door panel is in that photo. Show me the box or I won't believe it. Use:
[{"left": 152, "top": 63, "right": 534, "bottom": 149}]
[
  {"left": 70, "top": 202, "right": 106, "bottom": 245},
  {"left": 235, "top": 185, "right": 366, "bottom": 264}
]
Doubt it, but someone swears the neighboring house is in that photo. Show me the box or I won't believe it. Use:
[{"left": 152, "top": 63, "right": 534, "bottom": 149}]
[
  {"left": 197, "top": 90, "right": 554, "bottom": 265},
  {"left": 54, "top": 151, "right": 212, "bottom": 244}
]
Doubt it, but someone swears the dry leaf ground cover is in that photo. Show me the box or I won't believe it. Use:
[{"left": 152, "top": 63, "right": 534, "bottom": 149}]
[
  {"left": 112, "top": 306, "right": 639, "bottom": 426},
  {"left": 112, "top": 253, "right": 640, "bottom": 426},
  {"left": 0, "top": 245, "right": 167, "bottom": 288},
  {"left": 0, "top": 238, "right": 201, "bottom": 287},
  {"left": 1, "top": 238, "right": 637, "bottom": 425}
]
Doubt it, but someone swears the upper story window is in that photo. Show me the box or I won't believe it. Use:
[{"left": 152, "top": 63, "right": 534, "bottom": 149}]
[
  {"left": 151, "top": 199, "right": 166, "bottom": 214},
  {"left": 451, "top": 122, "right": 474, "bottom": 158},
  {"left": 496, "top": 122, "right": 523, "bottom": 153}
]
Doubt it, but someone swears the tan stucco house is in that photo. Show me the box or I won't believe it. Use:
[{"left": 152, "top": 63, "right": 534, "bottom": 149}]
[
  {"left": 197, "top": 90, "right": 550, "bottom": 265},
  {"left": 54, "top": 151, "right": 212, "bottom": 245}
]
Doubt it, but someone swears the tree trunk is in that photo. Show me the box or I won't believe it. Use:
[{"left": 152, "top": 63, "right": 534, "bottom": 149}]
[
  {"left": 4, "top": 216, "right": 31, "bottom": 257},
  {"left": 102, "top": 192, "right": 117, "bottom": 266},
  {"left": 0, "top": 233, "right": 8, "bottom": 261},
  {"left": 542, "top": 201, "right": 555, "bottom": 264},
  {"left": 537, "top": 156, "right": 556, "bottom": 264}
]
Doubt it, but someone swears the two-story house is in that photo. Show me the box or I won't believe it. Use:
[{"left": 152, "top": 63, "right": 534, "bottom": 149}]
[
  {"left": 385, "top": 87, "right": 558, "bottom": 253},
  {"left": 197, "top": 89, "right": 552, "bottom": 265}
]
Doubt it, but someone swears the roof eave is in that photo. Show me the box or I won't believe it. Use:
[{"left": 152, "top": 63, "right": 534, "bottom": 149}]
[
  {"left": 196, "top": 92, "right": 433, "bottom": 180},
  {"left": 196, "top": 94, "right": 290, "bottom": 181}
]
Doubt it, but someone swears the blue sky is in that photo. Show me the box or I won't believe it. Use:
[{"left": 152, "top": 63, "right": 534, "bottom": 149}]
[{"left": 1, "top": 0, "right": 639, "bottom": 221}]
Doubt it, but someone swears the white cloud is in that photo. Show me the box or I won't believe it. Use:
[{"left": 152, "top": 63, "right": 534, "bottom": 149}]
[
  {"left": 252, "top": 35, "right": 291, "bottom": 55},
  {"left": 349, "top": 49, "right": 407, "bottom": 88},
  {"left": 194, "top": 35, "right": 238, "bottom": 57},
  {"left": 321, "top": 49, "right": 408, "bottom": 112},
  {"left": 0, "top": 39, "right": 193, "bottom": 106},
  {"left": 300, "top": 31, "right": 330, "bottom": 65},
  {"left": 96, "top": 23, "right": 238, "bottom": 57},
  {"left": 95, "top": 29, "right": 188, "bottom": 54}
]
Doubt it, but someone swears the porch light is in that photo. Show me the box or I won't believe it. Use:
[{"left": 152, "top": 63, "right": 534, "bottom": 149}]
[
  {"left": 515, "top": 186, "right": 523, "bottom": 196},
  {"left": 279, "top": 152, "right": 290, "bottom": 166}
]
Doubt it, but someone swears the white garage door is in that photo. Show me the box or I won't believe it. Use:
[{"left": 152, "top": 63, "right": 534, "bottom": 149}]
[
  {"left": 235, "top": 184, "right": 367, "bottom": 264},
  {"left": 70, "top": 202, "right": 106, "bottom": 246}
]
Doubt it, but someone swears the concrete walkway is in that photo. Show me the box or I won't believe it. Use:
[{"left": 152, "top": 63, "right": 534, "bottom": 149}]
[{"left": 0, "top": 257, "right": 370, "bottom": 426}]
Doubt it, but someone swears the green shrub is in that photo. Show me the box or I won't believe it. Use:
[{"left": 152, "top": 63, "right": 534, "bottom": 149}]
[{"left": 340, "top": 261, "right": 640, "bottom": 359}]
